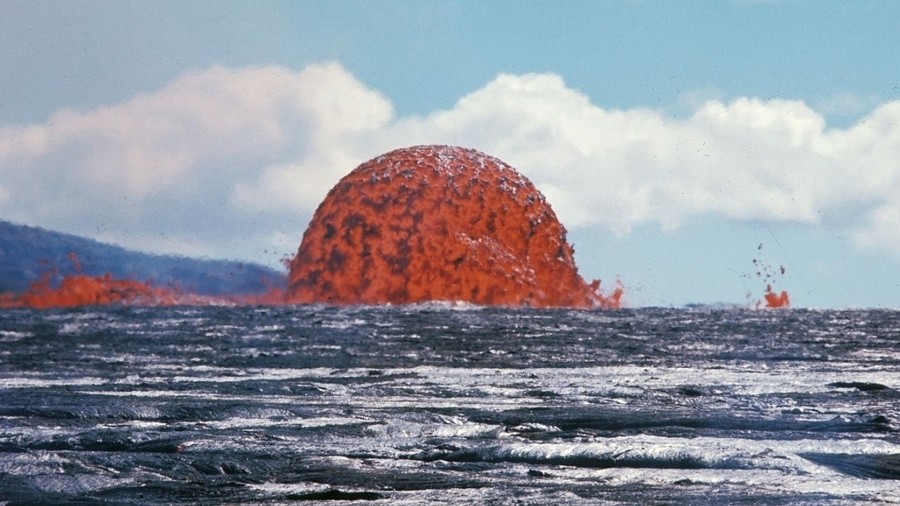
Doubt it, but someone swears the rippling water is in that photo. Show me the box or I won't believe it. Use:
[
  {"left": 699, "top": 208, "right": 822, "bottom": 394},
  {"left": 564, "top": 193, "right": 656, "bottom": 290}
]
[{"left": 0, "top": 306, "right": 898, "bottom": 504}]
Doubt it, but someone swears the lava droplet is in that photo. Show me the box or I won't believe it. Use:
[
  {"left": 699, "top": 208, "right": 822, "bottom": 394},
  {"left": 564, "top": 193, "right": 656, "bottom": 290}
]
[{"left": 287, "top": 145, "right": 621, "bottom": 308}]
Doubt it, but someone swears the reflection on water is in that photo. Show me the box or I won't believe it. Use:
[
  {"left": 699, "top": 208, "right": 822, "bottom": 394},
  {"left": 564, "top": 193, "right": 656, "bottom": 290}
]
[{"left": 0, "top": 306, "right": 897, "bottom": 504}]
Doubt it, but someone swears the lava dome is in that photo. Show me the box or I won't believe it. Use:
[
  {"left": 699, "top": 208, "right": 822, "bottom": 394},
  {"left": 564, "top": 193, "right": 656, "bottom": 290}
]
[{"left": 287, "top": 145, "right": 618, "bottom": 307}]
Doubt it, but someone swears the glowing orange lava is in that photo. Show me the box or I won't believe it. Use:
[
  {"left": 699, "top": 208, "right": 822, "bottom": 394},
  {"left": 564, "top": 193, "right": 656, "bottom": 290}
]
[
  {"left": 0, "top": 253, "right": 288, "bottom": 309},
  {"left": 0, "top": 263, "right": 179, "bottom": 309},
  {"left": 287, "top": 145, "right": 621, "bottom": 308},
  {"left": 763, "top": 285, "right": 790, "bottom": 308},
  {"left": 750, "top": 247, "right": 790, "bottom": 309}
]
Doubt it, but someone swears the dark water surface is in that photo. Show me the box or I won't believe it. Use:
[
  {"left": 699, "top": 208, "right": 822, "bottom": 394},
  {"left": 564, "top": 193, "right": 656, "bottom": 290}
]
[{"left": 0, "top": 305, "right": 898, "bottom": 504}]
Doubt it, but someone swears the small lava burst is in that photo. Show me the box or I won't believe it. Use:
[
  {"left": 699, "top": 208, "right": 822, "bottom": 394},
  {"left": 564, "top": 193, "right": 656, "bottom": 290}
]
[
  {"left": 763, "top": 284, "right": 790, "bottom": 308},
  {"left": 287, "top": 145, "right": 621, "bottom": 308},
  {"left": 750, "top": 245, "right": 790, "bottom": 309}
]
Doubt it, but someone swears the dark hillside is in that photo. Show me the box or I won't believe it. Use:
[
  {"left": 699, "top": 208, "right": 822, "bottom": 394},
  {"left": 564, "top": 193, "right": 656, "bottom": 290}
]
[{"left": 0, "top": 221, "right": 286, "bottom": 296}]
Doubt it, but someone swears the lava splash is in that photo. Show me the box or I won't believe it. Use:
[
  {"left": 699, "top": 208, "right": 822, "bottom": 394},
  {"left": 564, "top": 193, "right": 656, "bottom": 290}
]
[
  {"left": 751, "top": 247, "right": 790, "bottom": 309},
  {"left": 763, "top": 285, "right": 790, "bottom": 309},
  {"left": 0, "top": 253, "right": 216, "bottom": 309},
  {"left": 1, "top": 267, "right": 178, "bottom": 309},
  {"left": 287, "top": 145, "right": 620, "bottom": 308}
]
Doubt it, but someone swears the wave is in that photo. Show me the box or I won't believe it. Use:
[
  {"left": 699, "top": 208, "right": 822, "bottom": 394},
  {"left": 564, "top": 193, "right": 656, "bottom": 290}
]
[
  {"left": 800, "top": 453, "right": 900, "bottom": 480},
  {"left": 411, "top": 437, "right": 900, "bottom": 481},
  {"left": 413, "top": 438, "right": 788, "bottom": 471}
]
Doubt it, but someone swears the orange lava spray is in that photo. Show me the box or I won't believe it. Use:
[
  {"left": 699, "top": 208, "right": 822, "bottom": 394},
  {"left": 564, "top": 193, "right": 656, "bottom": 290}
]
[
  {"left": 750, "top": 244, "right": 790, "bottom": 309},
  {"left": 763, "top": 284, "right": 790, "bottom": 308},
  {"left": 0, "top": 254, "right": 178, "bottom": 309},
  {"left": 0, "top": 253, "right": 290, "bottom": 309}
]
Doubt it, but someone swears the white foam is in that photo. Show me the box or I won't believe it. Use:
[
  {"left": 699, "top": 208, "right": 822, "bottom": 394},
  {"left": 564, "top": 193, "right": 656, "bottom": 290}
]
[
  {"left": 0, "top": 375, "right": 107, "bottom": 388},
  {"left": 0, "top": 330, "right": 30, "bottom": 341}
]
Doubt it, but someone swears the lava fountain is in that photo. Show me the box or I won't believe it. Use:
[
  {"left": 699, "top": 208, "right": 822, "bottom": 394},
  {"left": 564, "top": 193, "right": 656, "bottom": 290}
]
[{"left": 287, "top": 145, "right": 621, "bottom": 308}]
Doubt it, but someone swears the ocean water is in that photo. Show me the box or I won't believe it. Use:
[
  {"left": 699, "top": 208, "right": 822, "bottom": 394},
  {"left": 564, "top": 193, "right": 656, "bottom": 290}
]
[{"left": 0, "top": 305, "right": 898, "bottom": 505}]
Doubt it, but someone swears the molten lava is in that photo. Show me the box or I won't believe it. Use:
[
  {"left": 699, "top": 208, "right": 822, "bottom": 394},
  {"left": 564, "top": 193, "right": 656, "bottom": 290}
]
[
  {"left": 0, "top": 260, "right": 179, "bottom": 309},
  {"left": 763, "top": 285, "right": 790, "bottom": 309},
  {"left": 751, "top": 247, "right": 790, "bottom": 309},
  {"left": 0, "top": 253, "right": 285, "bottom": 309},
  {"left": 287, "top": 145, "right": 620, "bottom": 308}
]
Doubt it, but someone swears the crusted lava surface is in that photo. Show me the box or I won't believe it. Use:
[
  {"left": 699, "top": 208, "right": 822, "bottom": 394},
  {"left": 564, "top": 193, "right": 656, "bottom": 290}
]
[{"left": 288, "top": 145, "right": 615, "bottom": 307}]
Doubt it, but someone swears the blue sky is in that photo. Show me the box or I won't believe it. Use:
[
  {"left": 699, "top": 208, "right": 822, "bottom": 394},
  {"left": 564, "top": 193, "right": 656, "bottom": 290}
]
[{"left": 2, "top": 0, "right": 900, "bottom": 307}]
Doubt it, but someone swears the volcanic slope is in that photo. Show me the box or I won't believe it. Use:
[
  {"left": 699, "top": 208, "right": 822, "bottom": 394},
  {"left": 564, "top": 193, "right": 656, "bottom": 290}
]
[{"left": 288, "top": 145, "right": 620, "bottom": 308}]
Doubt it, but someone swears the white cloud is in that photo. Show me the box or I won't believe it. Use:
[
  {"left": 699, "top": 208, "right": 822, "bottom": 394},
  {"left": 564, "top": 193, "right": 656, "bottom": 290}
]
[
  {"left": 2, "top": 61, "right": 900, "bottom": 263},
  {"left": 391, "top": 77, "right": 900, "bottom": 255},
  {"left": 0, "top": 62, "right": 394, "bottom": 263}
]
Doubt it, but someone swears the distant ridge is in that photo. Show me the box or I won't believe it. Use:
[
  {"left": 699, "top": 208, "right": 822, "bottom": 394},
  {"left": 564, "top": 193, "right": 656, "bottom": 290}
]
[{"left": 0, "top": 220, "right": 286, "bottom": 296}]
